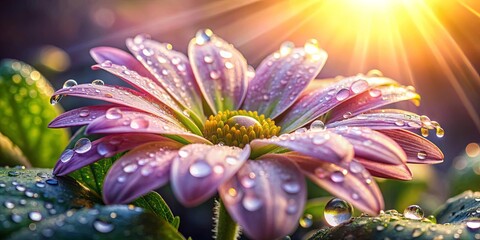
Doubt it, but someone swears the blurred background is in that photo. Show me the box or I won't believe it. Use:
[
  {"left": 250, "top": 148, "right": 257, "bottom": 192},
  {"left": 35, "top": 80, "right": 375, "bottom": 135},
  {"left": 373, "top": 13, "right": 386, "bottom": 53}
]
[{"left": 0, "top": 0, "right": 479, "bottom": 239}]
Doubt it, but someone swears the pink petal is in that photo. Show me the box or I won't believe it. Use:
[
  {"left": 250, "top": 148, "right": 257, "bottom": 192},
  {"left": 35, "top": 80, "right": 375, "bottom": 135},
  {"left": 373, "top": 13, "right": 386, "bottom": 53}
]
[
  {"left": 90, "top": 47, "right": 154, "bottom": 79},
  {"left": 170, "top": 144, "right": 250, "bottom": 206},
  {"left": 329, "top": 126, "right": 406, "bottom": 165},
  {"left": 355, "top": 158, "right": 412, "bottom": 180},
  {"left": 378, "top": 129, "right": 444, "bottom": 164},
  {"left": 92, "top": 62, "right": 183, "bottom": 113},
  {"left": 126, "top": 36, "right": 204, "bottom": 118},
  {"left": 287, "top": 153, "right": 383, "bottom": 215},
  {"left": 188, "top": 31, "right": 248, "bottom": 113},
  {"left": 49, "top": 105, "right": 118, "bottom": 128},
  {"left": 277, "top": 76, "right": 397, "bottom": 133},
  {"left": 326, "top": 109, "right": 423, "bottom": 130},
  {"left": 250, "top": 130, "right": 353, "bottom": 164},
  {"left": 219, "top": 156, "right": 306, "bottom": 240},
  {"left": 327, "top": 85, "right": 420, "bottom": 123},
  {"left": 242, "top": 46, "right": 328, "bottom": 119},
  {"left": 52, "top": 84, "right": 179, "bottom": 124},
  {"left": 53, "top": 134, "right": 169, "bottom": 176},
  {"left": 102, "top": 141, "right": 182, "bottom": 204},
  {"left": 85, "top": 108, "right": 209, "bottom": 144}
]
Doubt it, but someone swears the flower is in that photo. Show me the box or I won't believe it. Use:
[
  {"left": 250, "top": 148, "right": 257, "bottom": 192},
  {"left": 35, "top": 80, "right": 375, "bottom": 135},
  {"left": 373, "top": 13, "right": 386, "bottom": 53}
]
[{"left": 49, "top": 30, "right": 444, "bottom": 240}]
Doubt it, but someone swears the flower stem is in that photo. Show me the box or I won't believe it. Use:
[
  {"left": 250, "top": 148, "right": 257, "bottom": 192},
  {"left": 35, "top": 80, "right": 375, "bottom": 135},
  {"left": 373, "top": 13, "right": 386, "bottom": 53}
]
[{"left": 214, "top": 199, "right": 240, "bottom": 240}]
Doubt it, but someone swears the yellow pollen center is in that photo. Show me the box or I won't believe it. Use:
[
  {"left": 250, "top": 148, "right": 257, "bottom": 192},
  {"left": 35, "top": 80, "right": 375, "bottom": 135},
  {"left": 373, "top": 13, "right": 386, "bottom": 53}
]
[{"left": 203, "top": 110, "right": 281, "bottom": 148}]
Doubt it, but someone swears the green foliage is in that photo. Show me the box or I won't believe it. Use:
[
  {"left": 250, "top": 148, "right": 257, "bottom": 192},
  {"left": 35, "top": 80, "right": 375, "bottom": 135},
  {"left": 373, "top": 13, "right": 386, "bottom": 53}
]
[
  {"left": 449, "top": 153, "right": 480, "bottom": 196},
  {"left": 308, "top": 191, "right": 480, "bottom": 240},
  {"left": 0, "top": 60, "right": 69, "bottom": 167},
  {"left": 0, "top": 133, "right": 30, "bottom": 168},
  {"left": 0, "top": 167, "right": 184, "bottom": 239}
]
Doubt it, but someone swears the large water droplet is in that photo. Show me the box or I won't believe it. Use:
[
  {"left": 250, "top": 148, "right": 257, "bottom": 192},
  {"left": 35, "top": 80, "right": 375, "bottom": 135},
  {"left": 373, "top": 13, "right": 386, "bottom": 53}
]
[
  {"left": 335, "top": 89, "right": 350, "bottom": 101},
  {"left": 46, "top": 178, "right": 58, "bottom": 185},
  {"left": 417, "top": 151, "right": 427, "bottom": 160},
  {"left": 282, "top": 181, "right": 301, "bottom": 194},
  {"left": 63, "top": 79, "right": 77, "bottom": 89},
  {"left": 280, "top": 41, "right": 294, "bottom": 56},
  {"left": 11, "top": 214, "right": 22, "bottom": 223},
  {"left": 242, "top": 195, "right": 263, "bottom": 211},
  {"left": 350, "top": 79, "right": 368, "bottom": 94},
  {"left": 123, "top": 163, "right": 138, "bottom": 173},
  {"left": 74, "top": 138, "right": 92, "bottom": 154},
  {"left": 330, "top": 171, "right": 345, "bottom": 183},
  {"left": 105, "top": 108, "right": 122, "bottom": 120},
  {"left": 97, "top": 143, "right": 114, "bottom": 157},
  {"left": 93, "top": 219, "right": 115, "bottom": 233},
  {"left": 130, "top": 117, "right": 149, "bottom": 129},
  {"left": 299, "top": 214, "right": 313, "bottom": 228},
  {"left": 367, "top": 69, "right": 383, "bottom": 77},
  {"left": 467, "top": 220, "right": 480, "bottom": 230},
  {"left": 195, "top": 29, "right": 213, "bottom": 45},
  {"left": 50, "top": 95, "right": 63, "bottom": 105},
  {"left": 310, "top": 120, "right": 326, "bottom": 131},
  {"left": 92, "top": 79, "right": 105, "bottom": 86},
  {"left": 436, "top": 127, "right": 445, "bottom": 138},
  {"left": 403, "top": 205, "right": 424, "bottom": 220},
  {"left": 369, "top": 88, "right": 382, "bottom": 98},
  {"left": 60, "top": 149, "right": 74, "bottom": 163},
  {"left": 189, "top": 161, "right": 212, "bottom": 178},
  {"left": 4, "top": 201, "right": 15, "bottom": 209},
  {"left": 304, "top": 39, "right": 320, "bottom": 55},
  {"left": 79, "top": 109, "right": 90, "bottom": 117},
  {"left": 29, "top": 211, "right": 43, "bottom": 221},
  {"left": 178, "top": 149, "right": 189, "bottom": 158},
  {"left": 324, "top": 198, "right": 353, "bottom": 226},
  {"left": 8, "top": 171, "right": 20, "bottom": 177}
]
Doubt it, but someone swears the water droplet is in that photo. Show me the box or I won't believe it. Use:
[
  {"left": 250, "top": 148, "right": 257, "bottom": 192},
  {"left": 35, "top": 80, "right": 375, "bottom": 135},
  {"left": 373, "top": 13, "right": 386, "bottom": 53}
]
[
  {"left": 141, "top": 166, "right": 153, "bottom": 176},
  {"left": 349, "top": 161, "right": 364, "bottom": 173},
  {"left": 36, "top": 181, "right": 46, "bottom": 188},
  {"left": 436, "top": 127, "right": 445, "bottom": 138},
  {"left": 123, "top": 163, "right": 138, "bottom": 173},
  {"left": 324, "top": 198, "right": 353, "bottom": 226},
  {"left": 8, "top": 171, "right": 19, "bottom": 177},
  {"left": 210, "top": 70, "right": 220, "bottom": 80},
  {"left": 225, "top": 156, "right": 238, "bottom": 165},
  {"left": 4, "top": 201, "right": 15, "bottom": 209},
  {"left": 189, "top": 161, "right": 212, "bottom": 178},
  {"left": 29, "top": 211, "right": 42, "bottom": 221},
  {"left": 299, "top": 214, "right": 313, "bottom": 228},
  {"left": 467, "top": 220, "right": 480, "bottom": 230},
  {"left": 286, "top": 199, "right": 298, "bottom": 214},
  {"left": 97, "top": 143, "right": 114, "bottom": 157},
  {"left": 79, "top": 109, "right": 90, "bottom": 117},
  {"left": 417, "top": 151, "right": 427, "bottom": 160},
  {"left": 335, "top": 88, "right": 350, "bottom": 101},
  {"left": 421, "top": 127, "right": 429, "bottom": 137},
  {"left": 295, "top": 128, "right": 307, "bottom": 134},
  {"left": 142, "top": 48, "right": 154, "bottom": 57},
  {"left": 330, "top": 171, "right": 345, "bottom": 183},
  {"left": 46, "top": 178, "right": 58, "bottom": 185},
  {"left": 310, "top": 120, "right": 326, "bottom": 131},
  {"left": 350, "top": 79, "right": 368, "bottom": 94},
  {"left": 101, "top": 60, "right": 112, "bottom": 68},
  {"left": 343, "top": 112, "right": 352, "bottom": 119},
  {"left": 92, "top": 79, "right": 105, "bottom": 86},
  {"left": 178, "top": 149, "right": 189, "bottom": 158},
  {"left": 395, "top": 224, "right": 405, "bottom": 231},
  {"left": 220, "top": 50, "right": 233, "bottom": 59},
  {"left": 50, "top": 95, "right": 63, "bottom": 105},
  {"left": 367, "top": 69, "right": 383, "bottom": 77},
  {"left": 312, "top": 134, "right": 330, "bottom": 145},
  {"left": 204, "top": 55, "right": 214, "bottom": 63},
  {"left": 11, "top": 214, "right": 22, "bottom": 223},
  {"left": 130, "top": 117, "right": 149, "bottom": 129},
  {"left": 60, "top": 149, "right": 74, "bottom": 163},
  {"left": 41, "top": 228, "right": 54, "bottom": 237},
  {"left": 369, "top": 88, "right": 382, "bottom": 98},
  {"left": 195, "top": 29, "right": 213, "bottom": 45},
  {"left": 404, "top": 205, "right": 424, "bottom": 220},
  {"left": 74, "top": 138, "right": 92, "bottom": 154},
  {"left": 280, "top": 41, "right": 294, "bottom": 56},
  {"left": 395, "top": 120, "right": 405, "bottom": 126},
  {"left": 412, "top": 228, "right": 424, "bottom": 237},
  {"left": 63, "top": 79, "right": 77, "bottom": 89},
  {"left": 93, "top": 219, "right": 115, "bottom": 233},
  {"left": 242, "top": 195, "right": 263, "bottom": 211},
  {"left": 282, "top": 181, "right": 301, "bottom": 194},
  {"left": 105, "top": 108, "right": 122, "bottom": 119},
  {"left": 240, "top": 175, "right": 256, "bottom": 188},
  {"left": 304, "top": 39, "right": 320, "bottom": 55}
]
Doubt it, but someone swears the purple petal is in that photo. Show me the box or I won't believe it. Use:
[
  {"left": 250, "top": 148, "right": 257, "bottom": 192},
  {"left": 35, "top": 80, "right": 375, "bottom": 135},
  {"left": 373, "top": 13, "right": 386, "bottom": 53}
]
[
  {"left": 219, "top": 156, "right": 306, "bottom": 240},
  {"left": 85, "top": 109, "right": 209, "bottom": 144},
  {"left": 327, "top": 85, "right": 420, "bottom": 123},
  {"left": 52, "top": 84, "right": 179, "bottom": 124},
  {"left": 288, "top": 154, "right": 383, "bottom": 215},
  {"left": 126, "top": 36, "right": 204, "bottom": 117},
  {"left": 277, "top": 76, "right": 398, "bottom": 133},
  {"left": 49, "top": 105, "right": 117, "bottom": 128},
  {"left": 377, "top": 129, "right": 444, "bottom": 164},
  {"left": 90, "top": 47, "right": 154, "bottom": 79},
  {"left": 242, "top": 45, "right": 328, "bottom": 119},
  {"left": 188, "top": 30, "right": 248, "bottom": 113},
  {"left": 92, "top": 62, "right": 183, "bottom": 113},
  {"left": 53, "top": 134, "right": 169, "bottom": 176},
  {"left": 329, "top": 126, "right": 406, "bottom": 165},
  {"left": 250, "top": 130, "right": 353, "bottom": 164},
  {"left": 327, "top": 109, "right": 423, "bottom": 130},
  {"left": 355, "top": 158, "right": 412, "bottom": 180},
  {"left": 103, "top": 141, "right": 182, "bottom": 204},
  {"left": 170, "top": 144, "right": 250, "bottom": 206}
]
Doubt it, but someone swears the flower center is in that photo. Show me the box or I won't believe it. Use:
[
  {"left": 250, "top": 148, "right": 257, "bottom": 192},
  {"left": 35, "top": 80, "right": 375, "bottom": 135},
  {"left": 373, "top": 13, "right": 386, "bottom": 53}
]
[{"left": 203, "top": 110, "right": 281, "bottom": 148}]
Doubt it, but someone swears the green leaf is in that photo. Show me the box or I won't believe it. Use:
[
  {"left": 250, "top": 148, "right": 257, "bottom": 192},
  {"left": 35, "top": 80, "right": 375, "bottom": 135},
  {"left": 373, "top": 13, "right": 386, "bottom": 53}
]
[
  {"left": 309, "top": 191, "right": 480, "bottom": 240},
  {"left": 0, "top": 59, "right": 69, "bottom": 167},
  {"left": 131, "top": 191, "right": 178, "bottom": 228},
  {"left": 449, "top": 152, "right": 480, "bottom": 196},
  {"left": 0, "top": 133, "right": 30, "bottom": 168},
  {"left": 0, "top": 167, "right": 185, "bottom": 239}
]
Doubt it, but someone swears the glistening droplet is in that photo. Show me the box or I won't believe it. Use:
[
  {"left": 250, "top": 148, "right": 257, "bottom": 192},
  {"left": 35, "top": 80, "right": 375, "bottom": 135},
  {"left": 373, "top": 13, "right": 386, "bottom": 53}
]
[
  {"left": 74, "top": 138, "right": 92, "bottom": 154},
  {"left": 324, "top": 198, "right": 353, "bottom": 227},
  {"left": 403, "top": 205, "right": 424, "bottom": 220}
]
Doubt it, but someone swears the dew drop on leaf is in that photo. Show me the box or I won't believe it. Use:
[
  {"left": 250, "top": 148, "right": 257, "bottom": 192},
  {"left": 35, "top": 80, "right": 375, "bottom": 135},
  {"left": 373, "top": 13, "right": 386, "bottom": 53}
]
[{"left": 324, "top": 198, "right": 353, "bottom": 227}]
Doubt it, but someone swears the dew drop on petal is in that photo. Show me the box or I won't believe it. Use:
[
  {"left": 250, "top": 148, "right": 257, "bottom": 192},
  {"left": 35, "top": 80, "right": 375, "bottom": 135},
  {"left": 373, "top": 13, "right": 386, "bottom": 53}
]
[
  {"left": 335, "top": 89, "right": 350, "bottom": 101},
  {"left": 242, "top": 195, "right": 263, "bottom": 211},
  {"left": 350, "top": 79, "right": 368, "bottom": 94},
  {"left": 97, "top": 143, "right": 115, "bottom": 157},
  {"left": 28, "top": 211, "right": 43, "bottom": 221},
  {"left": 93, "top": 219, "right": 114, "bottom": 233},
  {"left": 240, "top": 175, "right": 256, "bottom": 188},
  {"left": 141, "top": 166, "right": 153, "bottom": 176},
  {"left": 369, "top": 88, "right": 382, "bottom": 98},
  {"left": 178, "top": 149, "right": 189, "bottom": 158},
  {"left": 92, "top": 79, "right": 105, "bottom": 86},
  {"left": 367, "top": 69, "right": 383, "bottom": 77},
  {"left": 349, "top": 161, "right": 364, "bottom": 174},
  {"left": 417, "top": 151, "right": 427, "bottom": 160},
  {"left": 310, "top": 120, "right": 326, "bottom": 131},
  {"left": 412, "top": 228, "right": 423, "bottom": 237},
  {"left": 282, "top": 181, "right": 301, "bottom": 194},
  {"left": 8, "top": 171, "right": 19, "bottom": 177},
  {"left": 105, "top": 108, "right": 122, "bottom": 120},
  {"left": 403, "top": 205, "right": 424, "bottom": 220},
  {"left": 280, "top": 41, "right": 294, "bottom": 56},
  {"left": 11, "top": 214, "right": 22, "bottom": 223},
  {"left": 189, "top": 161, "right": 212, "bottom": 178},
  {"left": 203, "top": 55, "right": 214, "bottom": 64},
  {"left": 50, "top": 95, "right": 63, "bottom": 105},
  {"left": 79, "top": 109, "right": 90, "bottom": 117},
  {"left": 195, "top": 29, "right": 213, "bottom": 45},
  {"left": 130, "top": 117, "right": 149, "bottom": 129},
  {"left": 60, "top": 149, "right": 74, "bottom": 163},
  {"left": 74, "top": 138, "right": 92, "bottom": 154},
  {"left": 330, "top": 171, "right": 345, "bottom": 183},
  {"left": 324, "top": 198, "right": 353, "bottom": 227},
  {"left": 210, "top": 70, "right": 220, "bottom": 80},
  {"left": 101, "top": 60, "right": 112, "bottom": 68},
  {"left": 421, "top": 127, "right": 429, "bottom": 137},
  {"left": 123, "top": 163, "right": 138, "bottom": 173},
  {"left": 343, "top": 112, "right": 353, "bottom": 119},
  {"left": 219, "top": 50, "right": 233, "bottom": 59},
  {"left": 312, "top": 134, "right": 330, "bottom": 145},
  {"left": 286, "top": 199, "right": 298, "bottom": 214},
  {"left": 299, "top": 214, "right": 313, "bottom": 228},
  {"left": 304, "top": 39, "right": 320, "bottom": 55},
  {"left": 63, "top": 79, "right": 77, "bottom": 89},
  {"left": 436, "top": 127, "right": 445, "bottom": 138},
  {"left": 225, "top": 156, "right": 238, "bottom": 165}
]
